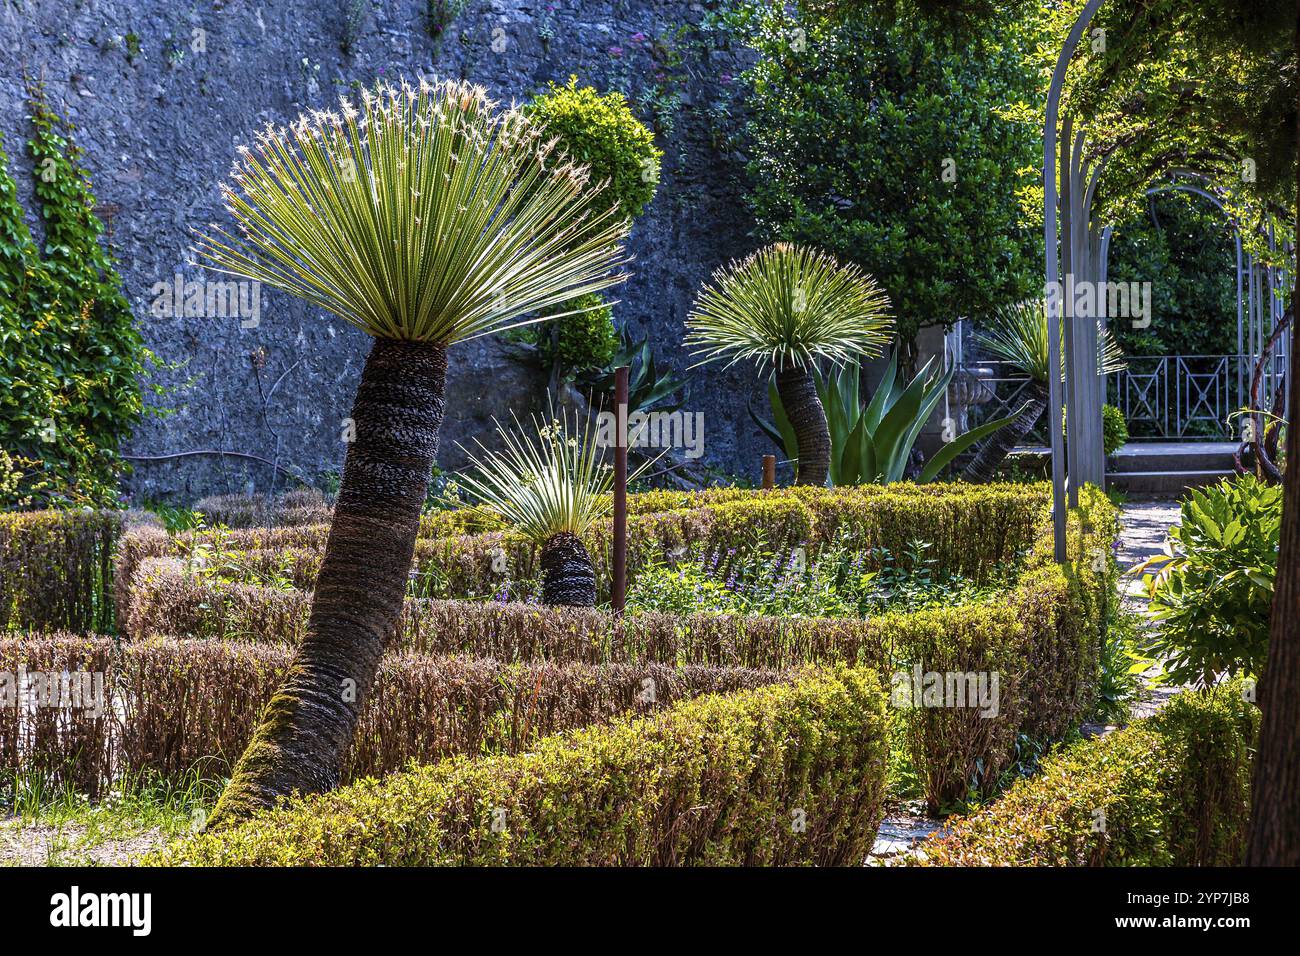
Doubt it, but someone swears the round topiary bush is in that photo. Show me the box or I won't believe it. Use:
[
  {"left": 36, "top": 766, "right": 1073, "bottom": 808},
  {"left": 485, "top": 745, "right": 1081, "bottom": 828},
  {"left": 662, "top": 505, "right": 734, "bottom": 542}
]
[{"left": 524, "top": 76, "right": 662, "bottom": 223}]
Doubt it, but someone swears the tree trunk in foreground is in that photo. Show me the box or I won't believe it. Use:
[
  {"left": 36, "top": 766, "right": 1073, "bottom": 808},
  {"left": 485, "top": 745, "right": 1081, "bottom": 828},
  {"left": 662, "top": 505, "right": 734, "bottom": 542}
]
[
  {"left": 541, "top": 530, "right": 597, "bottom": 606},
  {"left": 961, "top": 381, "right": 1050, "bottom": 483},
  {"left": 775, "top": 364, "right": 830, "bottom": 486},
  {"left": 1246, "top": 6, "right": 1300, "bottom": 866},
  {"left": 206, "top": 339, "right": 447, "bottom": 830}
]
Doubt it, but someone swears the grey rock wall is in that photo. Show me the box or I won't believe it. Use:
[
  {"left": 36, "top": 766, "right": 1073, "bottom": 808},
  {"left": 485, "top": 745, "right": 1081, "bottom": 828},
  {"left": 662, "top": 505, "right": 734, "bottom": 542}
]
[{"left": 0, "top": 0, "right": 768, "bottom": 501}]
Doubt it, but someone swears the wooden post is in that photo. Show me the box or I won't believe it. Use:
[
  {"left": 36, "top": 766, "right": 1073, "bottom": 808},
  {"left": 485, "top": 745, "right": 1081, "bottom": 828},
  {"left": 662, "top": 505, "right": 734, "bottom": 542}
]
[
  {"left": 762, "top": 454, "right": 776, "bottom": 490},
  {"left": 612, "top": 366, "right": 629, "bottom": 615}
]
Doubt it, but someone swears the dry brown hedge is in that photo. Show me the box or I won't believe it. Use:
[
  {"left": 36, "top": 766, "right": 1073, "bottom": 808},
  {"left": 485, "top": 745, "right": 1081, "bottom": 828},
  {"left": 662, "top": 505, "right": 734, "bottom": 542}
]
[
  {"left": 0, "top": 634, "right": 116, "bottom": 797},
  {"left": 1, "top": 634, "right": 786, "bottom": 792}
]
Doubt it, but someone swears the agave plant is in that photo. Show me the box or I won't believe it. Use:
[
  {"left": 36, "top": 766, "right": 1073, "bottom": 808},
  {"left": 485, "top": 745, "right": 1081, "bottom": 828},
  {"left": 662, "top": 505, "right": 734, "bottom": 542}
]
[
  {"left": 194, "top": 77, "right": 630, "bottom": 828},
  {"left": 685, "top": 243, "right": 892, "bottom": 486},
  {"left": 457, "top": 407, "right": 650, "bottom": 606},
  {"left": 962, "top": 299, "right": 1126, "bottom": 482},
  {"left": 754, "top": 352, "right": 1022, "bottom": 484},
  {"left": 594, "top": 330, "right": 686, "bottom": 417}
]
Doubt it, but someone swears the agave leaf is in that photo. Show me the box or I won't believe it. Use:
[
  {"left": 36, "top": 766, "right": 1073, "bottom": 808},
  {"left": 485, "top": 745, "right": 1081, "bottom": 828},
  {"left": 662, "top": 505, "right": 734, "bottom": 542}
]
[
  {"left": 893, "top": 362, "right": 954, "bottom": 481},
  {"left": 862, "top": 350, "right": 899, "bottom": 433},
  {"left": 918, "top": 401, "right": 1029, "bottom": 482},
  {"left": 749, "top": 397, "right": 788, "bottom": 453},
  {"left": 874, "top": 357, "right": 943, "bottom": 482},
  {"left": 765, "top": 376, "right": 800, "bottom": 461}
]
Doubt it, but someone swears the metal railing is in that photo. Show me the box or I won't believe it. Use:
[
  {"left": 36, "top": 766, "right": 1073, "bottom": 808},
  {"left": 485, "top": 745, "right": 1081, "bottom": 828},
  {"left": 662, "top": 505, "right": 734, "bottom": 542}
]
[{"left": 960, "top": 354, "right": 1286, "bottom": 441}]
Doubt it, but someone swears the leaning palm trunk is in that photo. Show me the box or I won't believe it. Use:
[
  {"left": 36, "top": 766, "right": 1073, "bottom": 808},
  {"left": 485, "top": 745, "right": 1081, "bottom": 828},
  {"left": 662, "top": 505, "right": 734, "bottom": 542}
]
[
  {"left": 961, "top": 381, "right": 1049, "bottom": 483},
  {"left": 206, "top": 341, "right": 446, "bottom": 827},
  {"left": 540, "top": 531, "right": 597, "bottom": 605},
  {"left": 193, "top": 78, "right": 630, "bottom": 829},
  {"left": 775, "top": 364, "right": 831, "bottom": 486}
]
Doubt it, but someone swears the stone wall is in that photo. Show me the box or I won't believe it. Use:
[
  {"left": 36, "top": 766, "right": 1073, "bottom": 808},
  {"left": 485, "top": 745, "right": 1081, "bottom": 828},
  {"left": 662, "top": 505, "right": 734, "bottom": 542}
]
[{"left": 0, "top": 0, "right": 767, "bottom": 501}]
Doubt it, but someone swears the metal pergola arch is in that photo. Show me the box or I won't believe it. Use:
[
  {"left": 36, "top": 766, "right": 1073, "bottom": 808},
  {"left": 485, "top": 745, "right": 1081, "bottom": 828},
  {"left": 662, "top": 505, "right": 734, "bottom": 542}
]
[{"left": 1041, "top": 0, "right": 1291, "bottom": 560}]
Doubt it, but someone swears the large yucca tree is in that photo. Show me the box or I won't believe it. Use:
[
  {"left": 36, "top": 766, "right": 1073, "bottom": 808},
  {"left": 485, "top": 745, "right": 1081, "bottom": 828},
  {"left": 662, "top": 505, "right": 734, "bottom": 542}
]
[
  {"left": 457, "top": 407, "right": 649, "bottom": 606},
  {"left": 685, "top": 242, "right": 892, "bottom": 486},
  {"left": 197, "top": 77, "right": 629, "bottom": 828},
  {"left": 962, "top": 299, "right": 1126, "bottom": 482}
]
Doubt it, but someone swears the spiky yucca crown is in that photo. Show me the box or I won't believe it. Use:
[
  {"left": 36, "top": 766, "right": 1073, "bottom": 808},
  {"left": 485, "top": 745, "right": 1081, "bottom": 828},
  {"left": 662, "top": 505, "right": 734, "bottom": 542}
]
[
  {"left": 456, "top": 406, "right": 650, "bottom": 544},
  {"left": 194, "top": 76, "right": 631, "bottom": 343},
  {"left": 685, "top": 242, "right": 893, "bottom": 372}
]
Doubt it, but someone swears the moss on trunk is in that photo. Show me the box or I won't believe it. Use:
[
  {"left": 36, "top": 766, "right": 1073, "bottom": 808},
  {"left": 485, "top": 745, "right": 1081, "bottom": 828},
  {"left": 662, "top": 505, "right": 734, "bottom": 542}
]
[{"left": 205, "top": 338, "right": 448, "bottom": 830}]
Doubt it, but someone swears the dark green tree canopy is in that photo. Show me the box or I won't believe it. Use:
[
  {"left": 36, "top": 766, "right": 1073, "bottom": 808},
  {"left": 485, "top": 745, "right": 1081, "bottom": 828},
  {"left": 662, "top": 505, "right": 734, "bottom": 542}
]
[{"left": 739, "top": 1, "right": 1045, "bottom": 344}]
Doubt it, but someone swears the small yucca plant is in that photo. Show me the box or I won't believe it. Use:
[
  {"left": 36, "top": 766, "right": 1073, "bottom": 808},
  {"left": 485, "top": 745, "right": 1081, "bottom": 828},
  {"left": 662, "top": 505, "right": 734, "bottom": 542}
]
[
  {"left": 963, "top": 299, "right": 1126, "bottom": 482},
  {"left": 685, "top": 242, "right": 892, "bottom": 485},
  {"left": 195, "top": 76, "right": 630, "bottom": 829},
  {"left": 457, "top": 408, "right": 647, "bottom": 606}
]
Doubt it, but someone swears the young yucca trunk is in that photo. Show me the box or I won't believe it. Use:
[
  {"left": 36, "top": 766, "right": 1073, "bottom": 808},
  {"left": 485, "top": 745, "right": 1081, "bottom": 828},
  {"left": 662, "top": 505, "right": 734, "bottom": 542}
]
[
  {"left": 775, "top": 364, "right": 831, "bottom": 486},
  {"left": 540, "top": 530, "right": 596, "bottom": 606},
  {"left": 205, "top": 339, "right": 446, "bottom": 829},
  {"left": 961, "top": 381, "right": 1050, "bottom": 483}
]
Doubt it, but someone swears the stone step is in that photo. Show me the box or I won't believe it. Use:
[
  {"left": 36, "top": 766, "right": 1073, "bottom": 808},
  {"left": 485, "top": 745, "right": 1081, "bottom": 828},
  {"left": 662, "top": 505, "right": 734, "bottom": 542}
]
[
  {"left": 1108, "top": 441, "right": 1238, "bottom": 474},
  {"left": 1105, "top": 469, "right": 1234, "bottom": 495}
]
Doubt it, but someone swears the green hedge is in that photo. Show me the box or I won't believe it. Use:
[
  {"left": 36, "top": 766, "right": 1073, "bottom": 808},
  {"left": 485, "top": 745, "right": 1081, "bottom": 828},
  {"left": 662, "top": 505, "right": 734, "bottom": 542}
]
[
  {"left": 0, "top": 509, "right": 120, "bottom": 633},
  {"left": 147, "top": 666, "right": 889, "bottom": 866},
  {"left": 907, "top": 682, "right": 1258, "bottom": 866},
  {"left": 116, "top": 482, "right": 1049, "bottom": 611}
]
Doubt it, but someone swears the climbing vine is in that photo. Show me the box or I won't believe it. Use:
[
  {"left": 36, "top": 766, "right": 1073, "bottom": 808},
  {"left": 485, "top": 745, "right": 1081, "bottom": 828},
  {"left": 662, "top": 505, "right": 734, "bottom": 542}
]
[{"left": 0, "top": 82, "right": 156, "bottom": 509}]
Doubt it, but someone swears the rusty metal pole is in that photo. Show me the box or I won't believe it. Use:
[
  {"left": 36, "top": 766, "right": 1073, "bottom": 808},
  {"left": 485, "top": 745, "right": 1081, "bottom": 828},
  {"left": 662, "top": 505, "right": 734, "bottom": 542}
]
[
  {"left": 762, "top": 454, "right": 776, "bottom": 490},
  {"left": 612, "top": 366, "right": 629, "bottom": 615}
]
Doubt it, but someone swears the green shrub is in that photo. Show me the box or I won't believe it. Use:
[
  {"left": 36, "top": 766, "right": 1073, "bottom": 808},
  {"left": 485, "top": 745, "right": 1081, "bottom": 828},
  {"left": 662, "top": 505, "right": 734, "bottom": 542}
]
[
  {"left": 524, "top": 75, "right": 661, "bottom": 224},
  {"left": 0, "top": 510, "right": 121, "bottom": 633},
  {"left": 148, "top": 666, "right": 889, "bottom": 866},
  {"left": 538, "top": 291, "right": 619, "bottom": 374},
  {"left": 1139, "top": 475, "right": 1280, "bottom": 686},
  {"left": 908, "top": 682, "right": 1258, "bottom": 866},
  {"left": 738, "top": 3, "right": 1041, "bottom": 346},
  {"left": 0, "top": 84, "right": 153, "bottom": 508},
  {"left": 1102, "top": 403, "right": 1129, "bottom": 456}
]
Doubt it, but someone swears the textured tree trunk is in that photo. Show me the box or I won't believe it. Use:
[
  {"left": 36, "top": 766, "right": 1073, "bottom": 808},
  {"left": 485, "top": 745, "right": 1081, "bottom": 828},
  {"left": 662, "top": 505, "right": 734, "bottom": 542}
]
[
  {"left": 540, "top": 530, "right": 597, "bottom": 606},
  {"left": 961, "top": 381, "right": 1049, "bottom": 484},
  {"left": 1246, "top": 9, "right": 1300, "bottom": 866},
  {"left": 205, "top": 339, "right": 447, "bottom": 830},
  {"left": 775, "top": 364, "right": 830, "bottom": 486}
]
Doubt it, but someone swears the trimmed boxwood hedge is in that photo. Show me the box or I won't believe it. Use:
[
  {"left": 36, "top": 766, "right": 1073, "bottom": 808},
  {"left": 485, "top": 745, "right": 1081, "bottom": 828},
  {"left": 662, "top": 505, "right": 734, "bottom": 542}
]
[
  {"left": 906, "top": 682, "right": 1258, "bottom": 866},
  {"left": 146, "top": 666, "right": 890, "bottom": 866},
  {"left": 114, "top": 482, "right": 1048, "bottom": 612}
]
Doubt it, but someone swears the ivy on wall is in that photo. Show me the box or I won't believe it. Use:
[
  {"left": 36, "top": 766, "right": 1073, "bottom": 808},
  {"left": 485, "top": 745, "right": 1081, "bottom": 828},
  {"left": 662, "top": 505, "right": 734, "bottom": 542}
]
[{"left": 0, "top": 82, "right": 154, "bottom": 509}]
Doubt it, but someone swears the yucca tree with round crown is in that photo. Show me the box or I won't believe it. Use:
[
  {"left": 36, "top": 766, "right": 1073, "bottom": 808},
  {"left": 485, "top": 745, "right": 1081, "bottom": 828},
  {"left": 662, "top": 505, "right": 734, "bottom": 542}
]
[
  {"left": 685, "top": 242, "right": 892, "bottom": 485},
  {"left": 457, "top": 406, "right": 650, "bottom": 606},
  {"left": 196, "top": 77, "right": 630, "bottom": 828},
  {"left": 962, "top": 298, "right": 1126, "bottom": 483}
]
